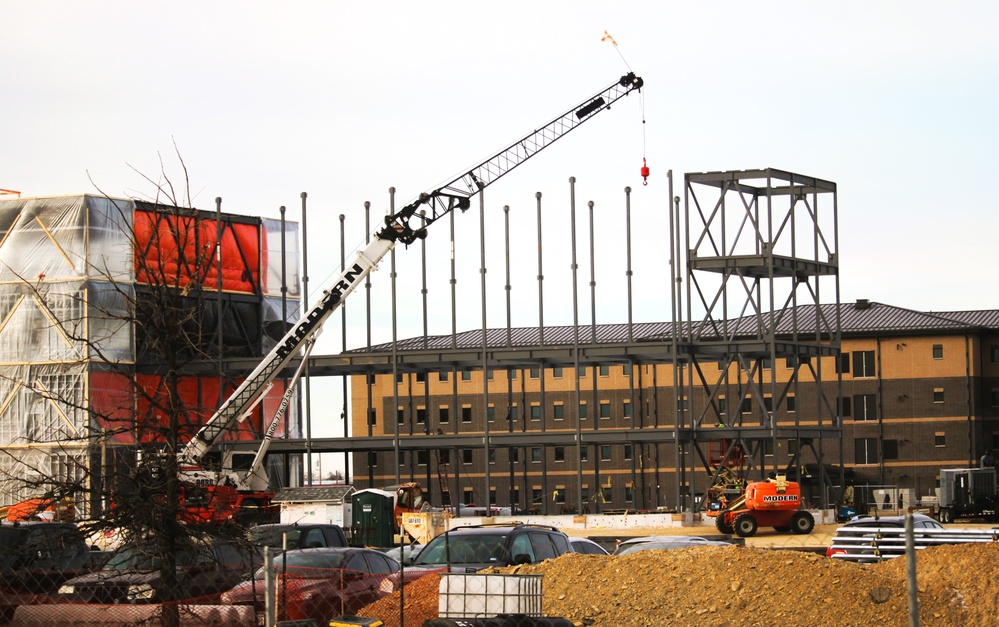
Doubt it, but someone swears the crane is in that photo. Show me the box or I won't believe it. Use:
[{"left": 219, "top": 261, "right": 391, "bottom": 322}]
[{"left": 177, "top": 71, "right": 645, "bottom": 519}]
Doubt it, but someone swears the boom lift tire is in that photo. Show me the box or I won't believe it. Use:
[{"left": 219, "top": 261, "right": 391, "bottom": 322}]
[
  {"left": 790, "top": 510, "right": 815, "bottom": 534},
  {"left": 715, "top": 515, "right": 734, "bottom": 535},
  {"left": 734, "top": 513, "right": 758, "bottom": 538}
]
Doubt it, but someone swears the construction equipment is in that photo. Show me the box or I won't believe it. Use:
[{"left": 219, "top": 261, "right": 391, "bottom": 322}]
[
  {"left": 170, "top": 72, "right": 644, "bottom": 523},
  {"left": 707, "top": 473, "right": 815, "bottom": 538},
  {"left": 937, "top": 467, "right": 999, "bottom": 524}
]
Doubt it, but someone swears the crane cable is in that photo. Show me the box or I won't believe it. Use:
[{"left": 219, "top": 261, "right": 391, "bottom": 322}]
[{"left": 602, "top": 31, "right": 648, "bottom": 185}]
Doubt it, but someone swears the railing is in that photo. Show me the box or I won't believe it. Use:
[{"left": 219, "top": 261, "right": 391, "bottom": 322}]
[{"left": 828, "top": 525, "right": 999, "bottom": 562}]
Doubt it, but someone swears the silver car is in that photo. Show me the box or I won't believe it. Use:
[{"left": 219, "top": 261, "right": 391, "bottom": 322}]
[{"left": 612, "top": 535, "right": 732, "bottom": 556}]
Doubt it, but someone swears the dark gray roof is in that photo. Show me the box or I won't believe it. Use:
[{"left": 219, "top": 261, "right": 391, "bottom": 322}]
[
  {"left": 357, "top": 301, "right": 998, "bottom": 353},
  {"left": 271, "top": 485, "right": 355, "bottom": 503}
]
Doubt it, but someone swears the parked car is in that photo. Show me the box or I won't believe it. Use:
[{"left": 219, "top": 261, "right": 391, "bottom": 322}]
[
  {"left": 222, "top": 547, "right": 433, "bottom": 624},
  {"left": 568, "top": 537, "right": 610, "bottom": 555},
  {"left": 249, "top": 523, "right": 348, "bottom": 551},
  {"left": 56, "top": 535, "right": 260, "bottom": 604},
  {"left": 826, "top": 513, "right": 944, "bottom": 561},
  {"left": 382, "top": 543, "right": 424, "bottom": 565},
  {"left": 612, "top": 535, "right": 733, "bottom": 556},
  {"left": 0, "top": 522, "right": 104, "bottom": 620},
  {"left": 411, "top": 523, "right": 572, "bottom": 573}
]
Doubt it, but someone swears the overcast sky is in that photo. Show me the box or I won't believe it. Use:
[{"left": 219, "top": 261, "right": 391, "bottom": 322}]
[{"left": 4, "top": 2, "right": 998, "bottom": 449}]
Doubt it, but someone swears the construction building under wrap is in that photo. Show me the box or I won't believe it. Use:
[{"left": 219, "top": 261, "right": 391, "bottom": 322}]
[{"left": 0, "top": 194, "right": 303, "bottom": 516}]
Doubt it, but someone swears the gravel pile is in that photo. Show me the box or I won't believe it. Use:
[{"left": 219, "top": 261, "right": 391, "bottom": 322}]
[{"left": 362, "top": 543, "right": 999, "bottom": 626}]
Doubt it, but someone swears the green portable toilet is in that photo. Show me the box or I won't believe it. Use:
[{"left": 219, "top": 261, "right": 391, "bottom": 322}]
[{"left": 351, "top": 488, "right": 395, "bottom": 548}]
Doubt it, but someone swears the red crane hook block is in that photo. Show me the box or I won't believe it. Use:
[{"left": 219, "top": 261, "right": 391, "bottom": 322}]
[{"left": 640, "top": 158, "right": 650, "bottom": 186}]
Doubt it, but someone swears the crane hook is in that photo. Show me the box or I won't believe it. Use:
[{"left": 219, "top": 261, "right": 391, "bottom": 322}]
[{"left": 640, "top": 158, "right": 650, "bottom": 186}]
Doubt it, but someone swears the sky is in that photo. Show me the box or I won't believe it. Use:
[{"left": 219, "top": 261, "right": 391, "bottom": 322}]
[{"left": 3, "top": 2, "right": 998, "bottom": 457}]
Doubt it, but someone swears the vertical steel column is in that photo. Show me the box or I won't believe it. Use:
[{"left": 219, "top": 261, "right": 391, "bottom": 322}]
[
  {"left": 535, "top": 192, "right": 545, "bottom": 345},
  {"left": 570, "top": 179, "right": 583, "bottom": 514},
  {"left": 388, "top": 187, "right": 400, "bottom": 486},
  {"left": 301, "top": 192, "right": 313, "bottom": 485},
  {"left": 478, "top": 191, "right": 491, "bottom": 509}
]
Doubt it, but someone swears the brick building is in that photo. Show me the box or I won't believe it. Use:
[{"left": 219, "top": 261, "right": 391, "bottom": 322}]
[{"left": 349, "top": 300, "right": 999, "bottom": 514}]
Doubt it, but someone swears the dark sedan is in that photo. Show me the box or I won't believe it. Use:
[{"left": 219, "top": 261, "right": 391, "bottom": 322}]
[
  {"left": 56, "top": 537, "right": 259, "bottom": 604},
  {"left": 221, "top": 547, "right": 436, "bottom": 624}
]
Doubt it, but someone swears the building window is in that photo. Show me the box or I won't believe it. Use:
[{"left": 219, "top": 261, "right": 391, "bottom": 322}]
[
  {"left": 439, "top": 450, "right": 450, "bottom": 465},
  {"left": 933, "top": 388, "right": 945, "bottom": 403},
  {"left": 763, "top": 440, "right": 774, "bottom": 457},
  {"left": 553, "top": 367, "right": 563, "bottom": 378},
  {"left": 853, "top": 394, "right": 877, "bottom": 421},
  {"left": 883, "top": 439, "right": 899, "bottom": 460},
  {"left": 461, "top": 370, "right": 471, "bottom": 381},
  {"left": 486, "top": 369, "right": 494, "bottom": 380},
  {"left": 677, "top": 397, "right": 688, "bottom": 412},
  {"left": 599, "top": 401, "right": 611, "bottom": 419},
  {"left": 763, "top": 396, "right": 773, "bottom": 413},
  {"left": 741, "top": 398, "right": 752, "bottom": 414},
  {"left": 416, "top": 407, "right": 427, "bottom": 425},
  {"left": 368, "top": 451, "right": 377, "bottom": 467},
  {"left": 367, "top": 373, "right": 377, "bottom": 384},
  {"left": 509, "top": 369, "right": 518, "bottom": 380},
  {"left": 787, "top": 439, "right": 798, "bottom": 455},
  {"left": 554, "top": 447, "right": 565, "bottom": 462},
  {"left": 581, "top": 487, "right": 590, "bottom": 503},
  {"left": 622, "top": 364, "right": 632, "bottom": 376},
  {"left": 529, "top": 367, "right": 540, "bottom": 379},
  {"left": 579, "top": 402, "right": 588, "bottom": 419},
  {"left": 839, "top": 396, "right": 852, "bottom": 418},
  {"left": 623, "top": 401, "right": 631, "bottom": 418},
  {"left": 439, "top": 406, "right": 450, "bottom": 423},
  {"left": 580, "top": 446, "right": 588, "bottom": 462},
  {"left": 624, "top": 444, "right": 633, "bottom": 460},
  {"left": 935, "top": 432, "right": 946, "bottom": 447},
  {"left": 787, "top": 395, "right": 796, "bottom": 413},
  {"left": 624, "top": 484, "right": 634, "bottom": 503},
  {"left": 532, "top": 488, "right": 543, "bottom": 506},
  {"left": 598, "top": 365, "right": 609, "bottom": 377},
  {"left": 717, "top": 398, "right": 727, "bottom": 415},
  {"left": 600, "top": 445, "right": 612, "bottom": 461},
  {"left": 553, "top": 403, "right": 565, "bottom": 420},
  {"left": 416, "top": 372, "right": 426, "bottom": 383},
  {"left": 601, "top": 487, "right": 613, "bottom": 503},
  {"left": 461, "top": 406, "right": 472, "bottom": 423},
  {"left": 462, "top": 449, "right": 473, "bottom": 465},
  {"left": 368, "top": 408, "right": 377, "bottom": 426},
  {"left": 577, "top": 366, "right": 587, "bottom": 377},
  {"left": 489, "top": 487, "right": 497, "bottom": 505},
  {"left": 508, "top": 404, "right": 518, "bottom": 421},
  {"left": 464, "top": 489, "right": 474, "bottom": 504},
  {"left": 488, "top": 449, "right": 496, "bottom": 464},
  {"left": 855, "top": 438, "right": 878, "bottom": 465},
  {"left": 397, "top": 451, "right": 405, "bottom": 467},
  {"left": 991, "top": 390, "right": 999, "bottom": 408},
  {"left": 991, "top": 346, "right": 999, "bottom": 363},
  {"left": 852, "top": 350, "right": 876, "bottom": 378},
  {"left": 486, "top": 406, "right": 496, "bottom": 422},
  {"left": 397, "top": 407, "right": 405, "bottom": 424},
  {"left": 836, "top": 353, "right": 850, "bottom": 374},
  {"left": 396, "top": 373, "right": 404, "bottom": 384},
  {"left": 530, "top": 404, "right": 541, "bottom": 421},
  {"left": 417, "top": 450, "right": 429, "bottom": 466},
  {"left": 439, "top": 371, "right": 449, "bottom": 382},
  {"left": 530, "top": 447, "right": 542, "bottom": 463},
  {"left": 932, "top": 344, "right": 943, "bottom": 360},
  {"left": 510, "top": 448, "right": 520, "bottom": 463}
]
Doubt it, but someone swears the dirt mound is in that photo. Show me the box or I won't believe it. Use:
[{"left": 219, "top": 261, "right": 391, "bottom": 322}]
[{"left": 362, "top": 543, "right": 997, "bottom": 626}]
